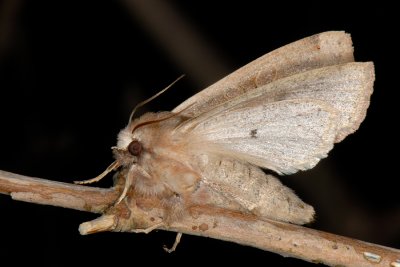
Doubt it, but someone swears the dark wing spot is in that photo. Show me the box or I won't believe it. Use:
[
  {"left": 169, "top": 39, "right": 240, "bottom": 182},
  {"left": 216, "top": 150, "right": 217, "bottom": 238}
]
[{"left": 250, "top": 129, "right": 258, "bottom": 138}]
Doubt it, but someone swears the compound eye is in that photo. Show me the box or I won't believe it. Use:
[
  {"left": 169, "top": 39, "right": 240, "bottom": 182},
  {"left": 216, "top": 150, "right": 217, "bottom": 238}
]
[{"left": 127, "top": 140, "right": 142, "bottom": 156}]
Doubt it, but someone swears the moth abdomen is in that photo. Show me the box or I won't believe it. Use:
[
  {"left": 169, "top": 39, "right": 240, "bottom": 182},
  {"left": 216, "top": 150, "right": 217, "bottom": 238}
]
[{"left": 196, "top": 156, "right": 314, "bottom": 224}]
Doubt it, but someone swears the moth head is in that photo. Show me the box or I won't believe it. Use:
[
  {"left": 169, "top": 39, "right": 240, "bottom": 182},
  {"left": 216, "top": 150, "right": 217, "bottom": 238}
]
[
  {"left": 113, "top": 127, "right": 143, "bottom": 166},
  {"left": 112, "top": 74, "right": 191, "bottom": 168},
  {"left": 74, "top": 77, "right": 187, "bottom": 187},
  {"left": 113, "top": 112, "right": 165, "bottom": 166},
  {"left": 114, "top": 110, "right": 187, "bottom": 167}
]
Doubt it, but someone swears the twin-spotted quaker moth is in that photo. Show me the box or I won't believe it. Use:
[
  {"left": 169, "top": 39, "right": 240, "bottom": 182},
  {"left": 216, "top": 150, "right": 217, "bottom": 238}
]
[{"left": 77, "top": 31, "right": 374, "bottom": 228}]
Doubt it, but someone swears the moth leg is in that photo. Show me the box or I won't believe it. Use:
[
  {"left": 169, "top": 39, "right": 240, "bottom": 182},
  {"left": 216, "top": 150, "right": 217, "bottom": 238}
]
[
  {"left": 131, "top": 222, "right": 164, "bottom": 234},
  {"left": 116, "top": 166, "right": 135, "bottom": 204},
  {"left": 74, "top": 161, "right": 120, "bottom": 185},
  {"left": 163, "top": 232, "right": 183, "bottom": 253},
  {"left": 116, "top": 164, "right": 151, "bottom": 204}
]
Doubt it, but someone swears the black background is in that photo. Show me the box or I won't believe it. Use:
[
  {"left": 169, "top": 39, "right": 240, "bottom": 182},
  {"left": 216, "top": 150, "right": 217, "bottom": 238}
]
[{"left": 0, "top": 1, "right": 398, "bottom": 266}]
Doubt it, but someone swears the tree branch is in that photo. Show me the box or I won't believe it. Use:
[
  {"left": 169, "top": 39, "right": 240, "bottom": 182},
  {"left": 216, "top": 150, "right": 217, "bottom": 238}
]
[{"left": 0, "top": 169, "right": 399, "bottom": 267}]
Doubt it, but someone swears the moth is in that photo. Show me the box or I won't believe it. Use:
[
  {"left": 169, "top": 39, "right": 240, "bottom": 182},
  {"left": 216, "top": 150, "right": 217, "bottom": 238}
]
[{"left": 77, "top": 31, "right": 374, "bottom": 225}]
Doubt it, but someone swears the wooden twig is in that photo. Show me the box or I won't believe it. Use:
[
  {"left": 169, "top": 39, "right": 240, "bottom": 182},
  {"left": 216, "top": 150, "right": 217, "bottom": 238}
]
[
  {"left": 0, "top": 169, "right": 399, "bottom": 267},
  {"left": 0, "top": 170, "right": 119, "bottom": 213}
]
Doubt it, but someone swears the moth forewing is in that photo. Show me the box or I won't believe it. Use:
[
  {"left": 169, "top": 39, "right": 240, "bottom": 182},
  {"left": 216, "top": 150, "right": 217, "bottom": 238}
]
[{"left": 173, "top": 31, "right": 354, "bottom": 117}]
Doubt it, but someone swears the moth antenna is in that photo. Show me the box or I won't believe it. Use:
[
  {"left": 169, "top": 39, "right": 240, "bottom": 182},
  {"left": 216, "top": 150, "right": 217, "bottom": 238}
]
[
  {"left": 128, "top": 74, "right": 186, "bottom": 124},
  {"left": 74, "top": 161, "right": 120, "bottom": 185},
  {"left": 131, "top": 102, "right": 196, "bottom": 134}
]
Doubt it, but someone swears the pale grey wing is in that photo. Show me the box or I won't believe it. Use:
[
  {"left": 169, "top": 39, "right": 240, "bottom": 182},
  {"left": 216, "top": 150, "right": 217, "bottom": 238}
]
[
  {"left": 179, "top": 62, "right": 374, "bottom": 143},
  {"left": 182, "top": 99, "right": 338, "bottom": 175},
  {"left": 252, "top": 62, "right": 374, "bottom": 142},
  {"left": 173, "top": 31, "right": 354, "bottom": 117}
]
